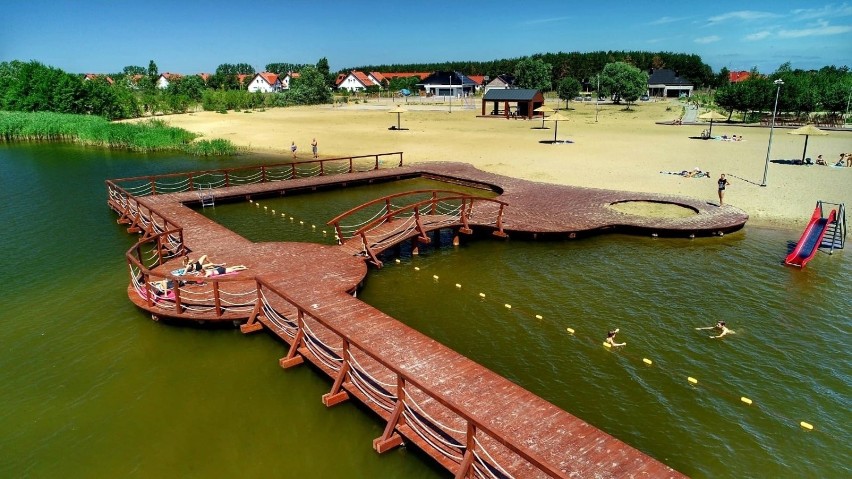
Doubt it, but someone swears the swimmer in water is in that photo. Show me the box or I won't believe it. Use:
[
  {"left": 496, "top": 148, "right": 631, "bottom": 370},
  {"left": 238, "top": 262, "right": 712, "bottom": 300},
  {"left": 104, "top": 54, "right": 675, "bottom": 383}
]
[
  {"left": 696, "top": 321, "right": 735, "bottom": 338},
  {"left": 606, "top": 328, "right": 626, "bottom": 347}
]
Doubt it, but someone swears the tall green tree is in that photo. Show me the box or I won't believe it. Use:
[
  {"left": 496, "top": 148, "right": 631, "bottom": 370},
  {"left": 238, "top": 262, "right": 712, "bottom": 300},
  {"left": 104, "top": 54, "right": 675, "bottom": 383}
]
[
  {"left": 514, "top": 58, "right": 552, "bottom": 91},
  {"left": 286, "top": 66, "right": 332, "bottom": 105},
  {"left": 599, "top": 62, "right": 648, "bottom": 107},
  {"left": 556, "top": 77, "right": 581, "bottom": 103},
  {"left": 147, "top": 60, "right": 158, "bottom": 83}
]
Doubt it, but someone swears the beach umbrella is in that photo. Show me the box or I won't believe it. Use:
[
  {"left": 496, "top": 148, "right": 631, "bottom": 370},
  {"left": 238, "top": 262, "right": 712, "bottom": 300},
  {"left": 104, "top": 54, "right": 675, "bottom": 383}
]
[
  {"left": 388, "top": 105, "right": 407, "bottom": 130},
  {"left": 544, "top": 112, "right": 570, "bottom": 143},
  {"left": 533, "top": 105, "right": 555, "bottom": 129},
  {"left": 698, "top": 110, "right": 727, "bottom": 137},
  {"left": 788, "top": 124, "right": 828, "bottom": 163}
]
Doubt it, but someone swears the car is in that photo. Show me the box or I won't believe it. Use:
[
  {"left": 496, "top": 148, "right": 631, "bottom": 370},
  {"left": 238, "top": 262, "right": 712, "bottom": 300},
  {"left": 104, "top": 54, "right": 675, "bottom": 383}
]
[
  {"left": 573, "top": 96, "right": 583, "bottom": 101},
  {"left": 640, "top": 95, "right": 650, "bottom": 101}
]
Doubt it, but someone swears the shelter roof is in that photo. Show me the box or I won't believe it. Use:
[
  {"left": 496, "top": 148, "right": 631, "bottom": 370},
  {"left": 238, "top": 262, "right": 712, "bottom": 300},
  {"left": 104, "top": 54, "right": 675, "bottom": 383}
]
[
  {"left": 482, "top": 89, "right": 542, "bottom": 101},
  {"left": 419, "top": 71, "right": 477, "bottom": 86},
  {"left": 647, "top": 69, "right": 692, "bottom": 86}
]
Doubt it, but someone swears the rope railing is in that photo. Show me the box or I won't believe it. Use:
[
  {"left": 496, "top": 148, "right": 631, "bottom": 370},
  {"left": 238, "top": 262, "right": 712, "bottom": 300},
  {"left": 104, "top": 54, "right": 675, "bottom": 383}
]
[
  {"left": 254, "top": 279, "right": 570, "bottom": 479},
  {"left": 107, "top": 152, "right": 404, "bottom": 197}
]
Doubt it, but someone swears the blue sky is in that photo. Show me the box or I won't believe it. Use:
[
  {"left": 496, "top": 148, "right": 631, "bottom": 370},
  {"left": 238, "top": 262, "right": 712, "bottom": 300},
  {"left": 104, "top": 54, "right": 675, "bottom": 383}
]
[{"left": 1, "top": 0, "right": 850, "bottom": 75}]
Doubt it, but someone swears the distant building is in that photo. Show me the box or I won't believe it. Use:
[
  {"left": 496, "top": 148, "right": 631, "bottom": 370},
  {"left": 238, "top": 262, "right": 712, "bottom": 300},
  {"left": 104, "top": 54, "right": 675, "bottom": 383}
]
[
  {"left": 418, "top": 71, "right": 477, "bottom": 96},
  {"left": 483, "top": 74, "right": 516, "bottom": 94},
  {"left": 156, "top": 73, "right": 182, "bottom": 89},
  {"left": 83, "top": 73, "right": 114, "bottom": 85},
  {"left": 467, "top": 75, "right": 486, "bottom": 92},
  {"left": 729, "top": 71, "right": 750, "bottom": 83},
  {"left": 481, "top": 89, "right": 544, "bottom": 119},
  {"left": 336, "top": 70, "right": 378, "bottom": 92},
  {"left": 197, "top": 73, "right": 211, "bottom": 83},
  {"left": 247, "top": 72, "right": 282, "bottom": 93},
  {"left": 647, "top": 69, "right": 693, "bottom": 98}
]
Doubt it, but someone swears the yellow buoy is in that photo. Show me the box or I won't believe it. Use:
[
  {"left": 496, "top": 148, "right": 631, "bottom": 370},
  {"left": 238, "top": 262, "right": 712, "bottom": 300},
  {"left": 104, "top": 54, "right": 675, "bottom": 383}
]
[
  {"left": 643, "top": 358, "right": 653, "bottom": 365},
  {"left": 299, "top": 221, "right": 304, "bottom": 225},
  {"left": 264, "top": 206, "right": 267, "bottom": 210},
  {"left": 433, "top": 275, "right": 439, "bottom": 280},
  {"left": 479, "top": 293, "right": 486, "bottom": 298},
  {"left": 688, "top": 377, "right": 698, "bottom": 385},
  {"left": 249, "top": 199, "right": 253, "bottom": 203},
  {"left": 799, "top": 421, "right": 814, "bottom": 430},
  {"left": 565, "top": 327, "right": 574, "bottom": 334},
  {"left": 271, "top": 210, "right": 275, "bottom": 214},
  {"left": 740, "top": 397, "right": 753, "bottom": 405},
  {"left": 504, "top": 304, "right": 511, "bottom": 309},
  {"left": 455, "top": 283, "right": 461, "bottom": 288},
  {"left": 312, "top": 225, "right": 316, "bottom": 229},
  {"left": 395, "top": 259, "right": 401, "bottom": 264},
  {"left": 414, "top": 267, "right": 420, "bottom": 271},
  {"left": 281, "top": 213, "right": 285, "bottom": 217},
  {"left": 323, "top": 230, "right": 327, "bottom": 234},
  {"left": 536, "top": 314, "right": 543, "bottom": 320}
]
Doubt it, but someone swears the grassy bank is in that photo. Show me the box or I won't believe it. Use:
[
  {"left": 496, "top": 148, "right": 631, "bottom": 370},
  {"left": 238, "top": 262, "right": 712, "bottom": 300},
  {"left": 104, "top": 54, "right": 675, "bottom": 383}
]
[{"left": 0, "top": 111, "right": 237, "bottom": 156}]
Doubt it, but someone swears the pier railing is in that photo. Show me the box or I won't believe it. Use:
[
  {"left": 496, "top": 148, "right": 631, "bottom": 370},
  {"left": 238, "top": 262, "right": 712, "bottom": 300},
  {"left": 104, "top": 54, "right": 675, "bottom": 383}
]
[
  {"left": 328, "top": 190, "right": 508, "bottom": 267},
  {"left": 248, "top": 279, "right": 569, "bottom": 479},
  {"left": 107, "top": 152, "right": 404, "bottom": 197}
]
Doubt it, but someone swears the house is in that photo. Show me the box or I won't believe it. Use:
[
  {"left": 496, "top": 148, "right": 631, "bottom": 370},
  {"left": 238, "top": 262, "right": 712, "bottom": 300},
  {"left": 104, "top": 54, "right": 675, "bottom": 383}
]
[
  {"left": 382, "top": 72, "right": 430, "bottom": 81},
  {"left": 156, "top": 73, "right": 182, "bottom": 89},
  {"left": 418, "top": 71, "right": 477, "bottom": 97},
  {"left": 83, "top": 74, "right": 114, "bottom": 85},
  {"left": 481, "top": 89, "right": 544, "bottom": 119},
  {"left": 368, "top": 72, "right": 387, "bottom": 88},
  {"left": 280, "top": 71, "right": 299, "bottom": 90},
  {"left": 336, "top": 70, "right": 378, "bottom": 92},
  {"left": 483, "top": 74, "right": 516, "bottom": 94},
  {"left": 647, "top": 69, "right": 693, "bottom": 98},
  {"left": 467, "top": 75, "right": 486, "bottom": 92},
  {"left": 247, "top": 72, "right": 282, "bottom": 93},
  {"left": 197, "top": 73, "right": 211, "bottom": 83},
  {"left": 729, "top": 71, "right": 750, "bottom": 83}
]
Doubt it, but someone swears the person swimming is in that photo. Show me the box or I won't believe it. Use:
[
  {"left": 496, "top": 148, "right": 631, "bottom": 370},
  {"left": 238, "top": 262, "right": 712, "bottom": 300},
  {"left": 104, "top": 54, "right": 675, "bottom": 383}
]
[
  {"left": 605, "top": 328, "right": 626, "bottom": 347},
  {"left": 696, "top": 321, "right": 735, "bottom": 338}
]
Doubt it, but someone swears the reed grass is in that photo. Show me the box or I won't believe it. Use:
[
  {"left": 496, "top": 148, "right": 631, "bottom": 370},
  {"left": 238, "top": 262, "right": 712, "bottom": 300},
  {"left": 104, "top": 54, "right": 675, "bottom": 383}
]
[{"left": 0, "top": 111, "right": 237, "bottom": 155}]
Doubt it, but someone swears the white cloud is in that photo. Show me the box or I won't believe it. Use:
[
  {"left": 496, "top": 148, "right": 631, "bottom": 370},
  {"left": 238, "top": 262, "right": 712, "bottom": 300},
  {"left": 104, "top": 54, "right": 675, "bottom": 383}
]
[
  {"left": 648, "top": 16, "right": 686, "bottom": 25},
  {"left": 778, "top": 22, "right": 852, "bottom": 38},
  {"left": 745, "top": 30, "right": 772, "bottom": 41},
  {"left": 791, "top": 3, "right": 852, "bottom": 20},
  {"left": 695, "top": 35, "right": 721, "bottom": 44},
  {"left": 707, "top": 10, "right": 779, "bottom": 25},
  {"left": 522, "top": 16, "right": 572, "bottom": 26}
]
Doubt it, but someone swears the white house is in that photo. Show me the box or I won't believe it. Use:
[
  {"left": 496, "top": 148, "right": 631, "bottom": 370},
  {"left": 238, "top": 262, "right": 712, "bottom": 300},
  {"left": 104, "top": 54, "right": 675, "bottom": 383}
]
[
  {"left": 280, "top": 71, "right": 299, "bottom": 90},
  {"left": 336, "top": 71, "right": 377, "bottom": 92},
  {"left": 247, "top": 72, "right": 282, "bottom": 93},
  {"left": 156, "top": 73, "right": 182, "bottom": 89}
]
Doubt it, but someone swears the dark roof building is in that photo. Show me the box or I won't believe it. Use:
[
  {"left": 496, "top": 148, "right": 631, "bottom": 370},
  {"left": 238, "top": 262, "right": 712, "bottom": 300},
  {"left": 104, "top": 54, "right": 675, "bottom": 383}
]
[
  {"left": 418, "top": 71, "right": 477, "bottom": 96},
  {"left": 647, "top": 69, "right": 693, "bottom": 97},
  {"left": 481, "top": 89, "right": 544, "bottom": 119}
]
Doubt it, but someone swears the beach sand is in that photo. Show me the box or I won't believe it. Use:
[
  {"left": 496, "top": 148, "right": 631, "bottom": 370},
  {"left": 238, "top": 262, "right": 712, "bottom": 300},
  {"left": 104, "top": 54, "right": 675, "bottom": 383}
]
[{"left": 150, "top": 99, "right": 852, "bottom": 229}]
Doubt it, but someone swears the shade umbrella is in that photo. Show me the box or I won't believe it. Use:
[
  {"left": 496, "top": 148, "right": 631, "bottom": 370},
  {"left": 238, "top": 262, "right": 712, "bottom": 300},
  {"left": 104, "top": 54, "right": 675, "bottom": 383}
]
[
  {"left": 388, "top": 105, "right": 407, "bottom": 130},
  {"left": 544, "top": 112, "right": 570, "bottom": 143},
  {"left": 698, "top": 110, "right": 727, "bottom": 137},
  {"left": 533, "top": 105, "right": 556, "bottom": 129},
  {"left": 788, "top": 124, "right": 828, "bottom": 163}
]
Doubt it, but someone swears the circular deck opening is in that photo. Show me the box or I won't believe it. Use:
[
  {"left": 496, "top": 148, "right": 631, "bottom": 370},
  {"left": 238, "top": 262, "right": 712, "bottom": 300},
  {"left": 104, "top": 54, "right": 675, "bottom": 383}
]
[{"left": 608, "top": 200, "right": 697, "bottom": 219}]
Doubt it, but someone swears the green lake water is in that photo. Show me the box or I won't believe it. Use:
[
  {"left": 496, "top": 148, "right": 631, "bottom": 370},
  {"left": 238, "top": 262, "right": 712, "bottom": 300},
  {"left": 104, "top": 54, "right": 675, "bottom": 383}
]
[{"left": 0, "top": 143, "right": 849, "bottom": 478}]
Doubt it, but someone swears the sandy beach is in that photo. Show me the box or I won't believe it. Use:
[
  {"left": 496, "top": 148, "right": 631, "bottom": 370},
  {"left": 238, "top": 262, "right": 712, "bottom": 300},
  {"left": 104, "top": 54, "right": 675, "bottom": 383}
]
[{"left": 152, "top": 99, "right": 851, "bottom": 229}]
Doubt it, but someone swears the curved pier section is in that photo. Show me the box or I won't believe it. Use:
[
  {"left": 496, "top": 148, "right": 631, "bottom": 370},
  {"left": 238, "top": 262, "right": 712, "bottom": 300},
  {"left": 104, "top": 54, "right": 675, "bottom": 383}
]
[{"left": 106, "top": 154, "right": 717, "bottom": 478}]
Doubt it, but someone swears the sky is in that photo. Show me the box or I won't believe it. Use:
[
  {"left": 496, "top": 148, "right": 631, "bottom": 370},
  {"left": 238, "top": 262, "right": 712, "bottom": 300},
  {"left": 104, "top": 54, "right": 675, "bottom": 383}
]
[{"left": 1, "top": 0, "right": 851, "bottom": 75}]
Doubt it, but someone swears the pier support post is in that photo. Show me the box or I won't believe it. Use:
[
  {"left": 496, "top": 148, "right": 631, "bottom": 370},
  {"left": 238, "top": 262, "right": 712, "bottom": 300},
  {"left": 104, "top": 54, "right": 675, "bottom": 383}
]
[
  {"left": 279, "top": 325, "right": 305, "bottom": 368},
  {"left": 373, "top": 400, "right": 405, "bottom": 453},
  {"left": 240, "top": 304, "right": 264, "bottom": 334},
  {"left": 323, "top": 343, "right": 351, "bottom": 407}
]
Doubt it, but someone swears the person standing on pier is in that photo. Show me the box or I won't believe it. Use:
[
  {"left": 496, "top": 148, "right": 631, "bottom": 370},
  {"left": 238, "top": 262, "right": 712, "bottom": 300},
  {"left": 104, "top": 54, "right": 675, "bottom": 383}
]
[{"left": 717, "top": 174, "right": 730, "bottom": 206}]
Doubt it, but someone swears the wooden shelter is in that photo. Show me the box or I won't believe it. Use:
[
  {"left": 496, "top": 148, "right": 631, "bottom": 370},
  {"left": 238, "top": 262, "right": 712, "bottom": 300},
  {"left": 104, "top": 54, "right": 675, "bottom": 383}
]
[{"left": 481, "top": 89, "right": 544, "bottom": 119}]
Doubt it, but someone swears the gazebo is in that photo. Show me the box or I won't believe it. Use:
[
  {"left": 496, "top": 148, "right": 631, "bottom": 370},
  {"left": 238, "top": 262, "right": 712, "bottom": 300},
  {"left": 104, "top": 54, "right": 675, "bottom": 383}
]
[{"left": 481, "top": 89, "right": 544, "bottom": 119}]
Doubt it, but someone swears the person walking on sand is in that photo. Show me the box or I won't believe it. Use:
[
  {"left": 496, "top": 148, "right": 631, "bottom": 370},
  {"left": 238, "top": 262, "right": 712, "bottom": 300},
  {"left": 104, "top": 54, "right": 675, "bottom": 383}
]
[
  {"left": 717, "top": 174, "right": 730, "bottom": 206},
  {"left": 290, "top": 141, "right": 297, "bottom": 158},
  {"left": 311, "top": 138, "right": 318, "bottom": 158},
  {"left": 605, "top": 329, "right": 626, "bottom": 347}
]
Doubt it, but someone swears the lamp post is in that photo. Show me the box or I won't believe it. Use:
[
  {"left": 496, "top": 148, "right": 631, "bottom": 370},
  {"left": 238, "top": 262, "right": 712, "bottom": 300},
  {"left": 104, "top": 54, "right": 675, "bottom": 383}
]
[
  {"left": 595, "top": 74, "right": 600, "bottom": 123},
  {"left": 448, "top": 72, "right": 452, "bottom": 113},
  {"left": 761, "top": 79, "right": 784, "bottom": 187}
]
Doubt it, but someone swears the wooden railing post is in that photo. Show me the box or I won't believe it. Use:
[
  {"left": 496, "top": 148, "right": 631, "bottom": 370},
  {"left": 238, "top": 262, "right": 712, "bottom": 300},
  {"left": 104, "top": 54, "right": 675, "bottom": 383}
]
[
  {"left": 261, "top": 166, "right": 267, "bottom": 183},
  {"left": 150, "top": 177, "right": 156, "bottom": 196},
  {"left": 280, "top": 309, "right": 305, "bottom": 368},
  {"left": 349, "top": 157, "right": 353, "bottom": 173},
  {"left": 322, "top": 341, "right": 351, "bottom": 407},
  {"left": 374, "top": 155, "right": 379, "bottom": 170},
  {"left": 373, "top": 376, "right": 405, "bottom": 453},
  {"left": 454, "top": 422, "right": 476, "bottom": 479},
  {"left": 430, "top": 191, "right": 438, "bottom": 215},
  {"left": 212, "top": 281, "right": 222, "bottom": 317},
  {"left": 398, "top": 152, "right": 403, "bottom": 167},
  {"left": 224, "top": 171, "right": 231, "bottom": 188},
  {"left": 493, "top": 204, "right": 508, "bottom": 238},
  {"left": 291, "top": 163, "right": 297, "bottom": 179}
]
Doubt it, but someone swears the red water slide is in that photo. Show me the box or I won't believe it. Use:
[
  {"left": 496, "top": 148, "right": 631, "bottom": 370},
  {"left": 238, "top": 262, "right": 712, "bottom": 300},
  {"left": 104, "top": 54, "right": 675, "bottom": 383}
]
[{"left": 784, "top": 207, "right": 837, "bottom": 268}]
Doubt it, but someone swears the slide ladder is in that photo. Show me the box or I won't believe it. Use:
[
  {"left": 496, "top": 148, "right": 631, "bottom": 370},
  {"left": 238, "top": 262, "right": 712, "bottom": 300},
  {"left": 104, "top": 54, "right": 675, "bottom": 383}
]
[{"left": 784, "top": 201, "right": 844, "bottom": 268}]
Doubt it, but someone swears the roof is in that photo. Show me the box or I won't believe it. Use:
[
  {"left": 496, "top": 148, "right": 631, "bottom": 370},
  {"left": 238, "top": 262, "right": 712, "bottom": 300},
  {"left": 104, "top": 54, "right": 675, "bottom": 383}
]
[
  {"left": 647, "top": 69, "right": 692, "bottom": 86},
  {"left": 257, "top": 72, "right": 280, "bottom": 85},
  {"left": 468, "top": 75, "right": 486, "bottom": 85},
  {"left": 159, "top": 72, "right": 183, "bottom": 81},
  {"left": 197, "top": 73, "right": 211, "bottom": 82},
  {"left": 83, "top": 74, "right": 114, "bottom": 85},
  {"left": 369, "top": 72, "right": 387, "bottom": 84},
  {"left": 419, "top": 71, "right": 477, "bottom": 86},
  {"left": 482, "top": 89, "right": 543, "bottom": 101},
  {"left": 729, "top": 71, "right": 750, "bottom": 83},
  {"left": 383, "top": 72, "right": 430, "bottom": 80}
]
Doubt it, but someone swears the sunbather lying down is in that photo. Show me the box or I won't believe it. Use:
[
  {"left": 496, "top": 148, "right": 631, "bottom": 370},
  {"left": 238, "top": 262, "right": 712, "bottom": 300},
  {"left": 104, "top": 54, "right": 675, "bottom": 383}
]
[
  {"left": 205, "top": 265, "right": 248, "bottom": 277},
  {"left": 660, "top": 168, "right": 711, "bottom": 178}
]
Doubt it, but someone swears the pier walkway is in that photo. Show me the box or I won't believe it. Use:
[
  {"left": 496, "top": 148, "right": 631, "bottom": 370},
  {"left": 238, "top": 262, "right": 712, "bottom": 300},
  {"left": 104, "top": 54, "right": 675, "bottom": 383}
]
[{"left": 106, "top": 153, "right": 740, "bottom": 477}]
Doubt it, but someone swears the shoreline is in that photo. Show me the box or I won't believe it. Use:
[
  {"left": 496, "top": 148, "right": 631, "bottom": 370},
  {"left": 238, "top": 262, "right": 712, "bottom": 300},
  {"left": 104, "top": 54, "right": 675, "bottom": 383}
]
[{"left": 135, "top": 101, "right": 852, "bottom": 231}]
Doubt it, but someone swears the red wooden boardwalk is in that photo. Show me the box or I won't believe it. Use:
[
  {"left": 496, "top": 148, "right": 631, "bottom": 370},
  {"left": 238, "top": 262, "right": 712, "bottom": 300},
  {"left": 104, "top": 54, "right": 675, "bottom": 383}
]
[{"left": 106, "top": 159, "right": 728, "bottom": 478}]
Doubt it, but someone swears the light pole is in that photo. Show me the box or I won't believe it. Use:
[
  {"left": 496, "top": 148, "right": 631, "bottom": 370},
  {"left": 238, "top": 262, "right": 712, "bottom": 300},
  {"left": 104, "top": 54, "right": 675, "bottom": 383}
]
[
  {"left": 761, "top": 79, "right": 783, "bottom": 187},
  {"left": 595, "top": 74, "right": 600, "bottom": 123},
  {"left": 448, "top": 72, "right": 453, "bottom": 113}
]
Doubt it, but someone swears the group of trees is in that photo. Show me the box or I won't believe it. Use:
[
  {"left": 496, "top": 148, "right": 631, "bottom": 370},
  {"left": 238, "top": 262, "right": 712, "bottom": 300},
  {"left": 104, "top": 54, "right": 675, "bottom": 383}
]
[
  {"left": 714, "top": 64, "right": 851, "bottom": 121},
  {"left": 0, "top": 58, "right": 334, "bottom": 120}
]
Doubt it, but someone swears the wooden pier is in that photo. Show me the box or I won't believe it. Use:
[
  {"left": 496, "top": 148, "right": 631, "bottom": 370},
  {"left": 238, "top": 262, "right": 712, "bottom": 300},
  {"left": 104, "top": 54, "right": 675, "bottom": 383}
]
[{"left": 106, "top": 154, "right": 736, "bottom": 477}]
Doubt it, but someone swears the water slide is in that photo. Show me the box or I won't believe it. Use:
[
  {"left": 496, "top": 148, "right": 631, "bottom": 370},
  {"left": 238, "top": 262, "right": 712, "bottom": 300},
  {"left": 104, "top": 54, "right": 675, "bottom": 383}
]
[{"left": 784, "top": 207, "right": 837, "bottom": 268}]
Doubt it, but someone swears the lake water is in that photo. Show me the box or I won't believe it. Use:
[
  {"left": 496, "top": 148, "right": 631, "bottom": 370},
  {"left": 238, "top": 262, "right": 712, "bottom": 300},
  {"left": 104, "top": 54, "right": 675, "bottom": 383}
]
[{"left": 0, "top": 143, "right": 848, "bottom": 478}]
